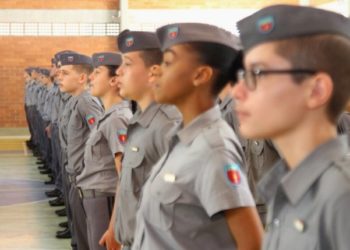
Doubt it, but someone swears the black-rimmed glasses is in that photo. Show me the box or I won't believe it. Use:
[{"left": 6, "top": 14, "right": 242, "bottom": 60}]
[{"left": 237, "top": 68, "right": 317, "bottom": 90}]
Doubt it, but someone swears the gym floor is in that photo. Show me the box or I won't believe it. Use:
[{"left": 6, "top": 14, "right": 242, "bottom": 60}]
[{"left": 0, "top": 128, "right": 70, "bottom": 250}]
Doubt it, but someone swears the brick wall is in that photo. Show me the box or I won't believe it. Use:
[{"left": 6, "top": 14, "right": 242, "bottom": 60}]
[{"left": 0, "top": 36, "right": 117, "bottom": 127}]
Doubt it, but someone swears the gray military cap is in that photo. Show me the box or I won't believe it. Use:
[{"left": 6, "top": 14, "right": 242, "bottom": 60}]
[
  {"left": 25, "top": 67, "right": 34, "bottom": 75},
  {"left": 54, "top": 50, "right": 77, "bottom": 66},
  {"left": 59, "top": 52, "right": 92, "bottom": 66},
  {"left": 156, "top": 22, "right": 241, "bottom": 52},
  {"left": 92, "top": 52, "right": 122, "bottom": 67},
  {"left": 33, "top": 67, "right": 41, "bottom": 73},
  {"left": 40, "top": 68, "right": 50, "bottom": 77},
  {"left": 117, "top": 29, "right": 160, "bottom": 53},
  {"left": 237, "top": 4, "right": 350, "bottom": 51}
]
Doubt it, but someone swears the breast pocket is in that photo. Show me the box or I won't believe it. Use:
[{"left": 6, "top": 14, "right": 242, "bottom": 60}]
[
  {"left": 148, "top": 184, "right": 182, "bottom": 231},
  {"left": 68, "top": 113, "right": 84, "bottom": 144},
  {"left": 279, "top": 224, "right": 318, "bottom": 250},
  {"left": 122, "top": 146, "right": 145, "bottom": 193},
  {"left": 87, "top": 132, "right": 103, "bottom": 161}
]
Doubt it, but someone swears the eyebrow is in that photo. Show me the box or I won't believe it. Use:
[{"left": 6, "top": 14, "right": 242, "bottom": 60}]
[
  {"left": 246, "top": 62, "right": 270, "bottom": 69},
  {"left": 123, "top": 55, "right": 133, "bottom": 62},
  {"left": 164, "top": 48, "right": 177, "bottom": 57}
]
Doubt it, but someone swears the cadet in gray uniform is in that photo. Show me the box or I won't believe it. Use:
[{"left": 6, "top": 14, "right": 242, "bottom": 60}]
[
  {"left": 24, "top": 67, "right": 35, "bottom": 148},
  {"left": 235, "top": 5, "right": 350, "bottom": 250},
  {"left": 100, "top": 30, "right": 182, "bottom": 250},
  {"left": 76, "top": 52, "right": 132, "bottom": 250},
  {"left": 132, "top": 23, "right": 263, "bottom": 250},
  {"left": 58, "top": 52, "right": 104, "bottom": 250}
]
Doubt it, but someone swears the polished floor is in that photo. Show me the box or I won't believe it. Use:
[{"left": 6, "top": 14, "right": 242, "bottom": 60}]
[{"left": 0, "top": 128, "right": 70, "bottom": 250}]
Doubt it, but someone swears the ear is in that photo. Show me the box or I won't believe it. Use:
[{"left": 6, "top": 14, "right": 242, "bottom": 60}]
[
  {"left": 192, "top": 66, "right": 214, "bottom": 87},
  {"left": 109, "top": 75, "right": 119, "bottom": 87},
  {"left": 307, "top": 72, "right": 333, "bottom": 109},
  {"left": 78, "top": 72, "right": 88, "bottom": 84},
  {"left": 148, "top": 65, "right": 161, "bottom": 84}
]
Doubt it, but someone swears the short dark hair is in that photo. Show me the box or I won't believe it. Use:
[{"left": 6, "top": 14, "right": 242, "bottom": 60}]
[
  {"left": 274, "top": 34, "right": 350, "bottom": 123},
  {"left": 185, "top": 42, "right": 242, "bottom": 96},
  {"left": 72, "top": 64, "right": 94, "bottom": 75},
  {"left": 139, "top": 49, "right": 163, "bottom": 67},
  {"left": 104, "top": 65, "right": 119, "bottom": 77}
]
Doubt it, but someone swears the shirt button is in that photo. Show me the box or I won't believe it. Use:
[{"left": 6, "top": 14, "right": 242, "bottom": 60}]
[{"left": 273, "top": 218, "right": 280, "bottom": 227}]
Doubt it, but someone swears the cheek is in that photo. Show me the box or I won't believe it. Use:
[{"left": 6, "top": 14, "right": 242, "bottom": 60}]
[{"left": 240, "top": 84, "right": 305, "bottom": 138}]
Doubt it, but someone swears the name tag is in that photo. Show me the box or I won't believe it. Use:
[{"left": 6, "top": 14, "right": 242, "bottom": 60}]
[{"left": 164, "top": 173, "right": 176, "bottom": 183}]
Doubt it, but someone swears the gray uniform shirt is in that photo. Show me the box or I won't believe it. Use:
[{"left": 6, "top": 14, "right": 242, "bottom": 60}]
[
  {"left": 58, "top": 94, "right": 74, "bottom": 166},
  {"left": 42, "top": 84, "right": 55, "bottom": 122},
  {"left": 132, "top": 105, "right": 255, "bottom": 250},
  {"left": 66, "top": 90, "right": 103, "bottom": 175},
  {"left": 50, "top": 84, "right": 61, "bottom": 125},
  {"left": 219, "top": 95, "right": 246, "bottom": 148},
  {"left": 77, "top": 101, "right": 132, "bottom": 193},
  {"left": 259, "top": 135, "right": 350, "bottom": 250},
  {"left": 115, "top": 102, "right": 181, "bottom": 246}
]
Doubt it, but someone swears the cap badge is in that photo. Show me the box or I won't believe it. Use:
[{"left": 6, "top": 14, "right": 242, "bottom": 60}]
[
  {"left": 167, "top": 26, "right": 179, "bottom": 40},
  {"left": 125, "top": 37, "right": 134, "bottom": 47},
  {"left": 257, "top": 15, "right": 275, "bottom": 34},
  {"left": 67, "top": 56, "right": 74, "bottom": 62},
  {"left": 98, "top": 55, "right": 105, "bottom": 62}
]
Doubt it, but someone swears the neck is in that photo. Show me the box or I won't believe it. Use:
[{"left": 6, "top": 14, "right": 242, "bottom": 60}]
[
  {"left": 71, "top": 86, "right": 85, "bottom": 97},
  {"left": 102, "top": 91, "right": 123, "bottom": 111},
  {"left": 273, "top": 115, "right": 337, "bottom": 170},
  {"left": 137, "top": 92, "right": 155, "bottom": 112},
  {"left": 218, "top": 84, "right": 232, "bottom": 101},
  {"left": 176, "top": 92, "right": 215, "bottom": 127}
]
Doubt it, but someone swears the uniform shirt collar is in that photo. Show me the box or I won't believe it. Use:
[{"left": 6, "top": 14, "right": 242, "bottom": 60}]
[
  {"left": 99, "top": 101, "right": 129, "bottom": 123},
  {"left": 219, "top": 95, "right": 234, "bottom": 110},
  {"left": 129, "top": 101, "right": 160, "bottom": 128},
  {"left": 71, "top": 90, "right": 88, "bottom": 105},
  {"left": 259, "top": 135, "right": 348, "bottom": 205},
  {"left": 176, "top": 105, "right": 221, "bottom": 145}
]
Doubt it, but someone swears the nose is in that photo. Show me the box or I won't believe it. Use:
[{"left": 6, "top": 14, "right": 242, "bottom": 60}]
[
  {"left": 89, "top": 72, "right": 94, "bottom": 81},
  {"left": 231, "top": 79, "right": 248, "bottom": 102},
  {"left": 116, "top": 65, "right": 123, "bottom": 76}
]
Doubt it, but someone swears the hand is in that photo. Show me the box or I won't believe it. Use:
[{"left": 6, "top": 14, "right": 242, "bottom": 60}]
[
  {"left": 45, "top": 125, "right": 52, "bottom": 138},
  {"left": 99, "top": 227, "right": 121, "bottom": 250}
]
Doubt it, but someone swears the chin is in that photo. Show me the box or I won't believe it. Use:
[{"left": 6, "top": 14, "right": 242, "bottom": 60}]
[
  {"left": 239, "top": 125, "right": 268, "bottom": 140},
  {"left": 119, "top": 89, "right": 129, "bottom": 100}
]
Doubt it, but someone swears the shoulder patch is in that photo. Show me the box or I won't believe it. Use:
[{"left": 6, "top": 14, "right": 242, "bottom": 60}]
[
  {"left": 117, "top": 129, "right": 127, "bottom": 144},
  {"left": 85, "top": 114, "right": 96, "bottom": 125},
  {"left": 224, "top": 163, "right": 242, "bottom": 187}
]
